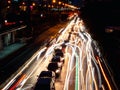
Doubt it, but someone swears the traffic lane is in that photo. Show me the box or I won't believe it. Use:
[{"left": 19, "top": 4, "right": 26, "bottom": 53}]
[
  {"left": 34, "top": 21, "right": 69, "bottom": 45},
  {"left": 55, "top": 49, "right": 69, "bottom": 90},
  {"left": 63, "top": 45, "right": 78, "bottom": 90},
  {"left": 95, "top": 56, "right": 118, "bottom": 90},
  {"left": 21, "top": 52, "right": 53, "bottom": 90},
  {"left": 91, "top": 39, "right": 118, "bottom": 89},
  {"left": 63, "top": 16, "right": 117, "bottom": 90},
  {"left": 21, "top": 35, "right": 69, "bottom": 90},
  {"left": 21, "top": 22, "right": 70, "bottom": 89},
  {"left": 5, "top": 47, "right": 48, "bottom": 90},
  {"left": 22, "top": 46, "right": 68, "bottom": 90}
]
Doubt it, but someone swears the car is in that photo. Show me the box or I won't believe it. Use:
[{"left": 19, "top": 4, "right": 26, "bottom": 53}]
[
  {"left": 34, "top": 77, "right": 55, "bottom": 90},
  {"left": 54, "top": 48, "right": 64, "bottom": 57},
  {"left": 47, "top": 62, "right": 62, "bottom": 78},
  {"left": 51, "top": 56, "right": 64, "bottom": 65},
  {"left": 39, "top": 71, "right": 56, "bottom": 81}
]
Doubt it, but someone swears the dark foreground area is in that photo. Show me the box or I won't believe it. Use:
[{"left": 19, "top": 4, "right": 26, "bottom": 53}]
[{"left": 81, "top": 1, "right": 120, "bottom": 88}]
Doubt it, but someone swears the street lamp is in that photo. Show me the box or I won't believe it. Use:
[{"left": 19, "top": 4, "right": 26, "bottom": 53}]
[
  {"left": 52, "top": 0, "right": 56, "bottom": 3},
  {"left": 32, "top": 2, "right": 36, "bottom": 6},
  {"left": 8, "top": 0, "right": 11, "bottom": 4},
  {"left": 58, "top": 1, "right": 61, "bottom": 5}
]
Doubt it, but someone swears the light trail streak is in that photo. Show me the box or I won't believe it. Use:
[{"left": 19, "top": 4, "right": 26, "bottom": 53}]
[
  {"left": 9, "top": 74, "right": 26, "bottom": 90},
  {"left": 64, "top": 43, "right": 80, "bottom": 90},
  {"left": 75, "top": 53, "right": 79, "bottom": 90},
  {"left": 62, "top": 15, "right": 116, "bottom": 90},
  {"left": 97, "top": 57, "right": 112, "bottom": 90},
  {"left": 64, "top": 43, "right": 82, "bottom": 90},
  {"left": 16, "top": 48, "right": 49, "bottom": 90},
  {"left": 91, "top": 68, "right": 98, "bottom": 90}
]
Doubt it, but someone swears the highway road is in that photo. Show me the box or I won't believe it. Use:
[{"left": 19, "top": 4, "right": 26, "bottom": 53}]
[{"left": 2, "top": 14, "right": 118, "bottom": 90}]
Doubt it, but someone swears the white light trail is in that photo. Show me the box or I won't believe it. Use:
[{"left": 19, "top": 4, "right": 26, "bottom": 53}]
[{"left": 61, "top": 15, "right": 114, "bottom": 90}]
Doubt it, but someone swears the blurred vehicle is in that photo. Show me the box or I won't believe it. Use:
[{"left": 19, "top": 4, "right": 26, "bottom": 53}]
[
  {"left": 39, "top": 70, "right": 56, "bottom": 81},
  {"left": 54, "top": 48, "right": 64, "bottom": 57},
  {"left": 47, "top": 62, "right": 62, "bottom": 78},
  {"left": 51, "top": 56, "right": 64, "bottom": 65},
  {"left": 34, "top": 77, "right": 55, "bottom": 90}
]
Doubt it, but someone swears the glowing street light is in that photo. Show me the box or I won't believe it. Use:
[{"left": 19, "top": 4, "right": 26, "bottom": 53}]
[
  {"left": 8, "top": 0, "right": 11, "bottom": 4},
  {"left": 32, "top": 2, "right": 36, "bottom": 6},
  {"left": 22, "top": 2, "right": 25, "bottom": 5},
  {"left": 58, "top": 1, "right": 61, "bottom": 5},
  {"left": 52, "top": 0, "right": 56, "bottom": 3}
]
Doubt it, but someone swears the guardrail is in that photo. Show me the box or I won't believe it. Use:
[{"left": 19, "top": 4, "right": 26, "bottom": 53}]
[{"left": 0, "top": 25, "right": 27, "bottom": 36}]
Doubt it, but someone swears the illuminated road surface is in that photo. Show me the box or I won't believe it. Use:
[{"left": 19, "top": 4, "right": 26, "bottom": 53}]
[{"left": 2, "top": 14, "right": 118, "bottom": 90}]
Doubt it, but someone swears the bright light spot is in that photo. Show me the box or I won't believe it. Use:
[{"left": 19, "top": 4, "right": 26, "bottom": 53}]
[
  {"left": 22, "top": 2, "right": 25, "bottom": 5},
  {"left": 59, "top": 1, "right": 61, "bottom": 5},
  {"left": 105, "top": 29, "right": 113, "bottom": 33},
  {"left": 52, "top": 0, "right": 56, "bottom": 3},
  {"left": 8, "top": 0, "right": 11, "bottom": 4},
  {"left": 5, "top": 20, "right": 7, "bottom": 23},
  {"left": 41, "top": 14, "right": 43, "bottom": 17},
  {"left": 32, "top": 3, "right": 35, "bottom": 6}
]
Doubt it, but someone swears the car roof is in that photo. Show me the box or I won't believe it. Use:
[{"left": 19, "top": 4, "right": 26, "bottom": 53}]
[
  {"left": 52, "top": 57, "right": 60, "bottom": 61},
  {"left": 37, "top": 77, "right": 52, "bottom": 84},
  {"left": 48, "top": 62, "right": 58, "bottom": 67},
  {"left": 39, "top": 71, "right": 54, "bottom": 77},
  {"left": 34, "top": 77, "right": 52, "bottom": 90},
  {"left": 47, "top": 62, "right": 59, "bottom": 70}
]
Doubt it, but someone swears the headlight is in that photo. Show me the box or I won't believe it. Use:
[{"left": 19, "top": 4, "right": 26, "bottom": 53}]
[{"left": 55, "top": 69, "right": 60, "bottom": 73}]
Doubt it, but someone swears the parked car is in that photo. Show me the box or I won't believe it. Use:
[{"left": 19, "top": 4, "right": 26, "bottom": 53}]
[
  {"left": 47, "top": 62, "right": 62, "bottom": 78},
  {"left": 34, "top": 77, "right": 55, "bottom": 90}
]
